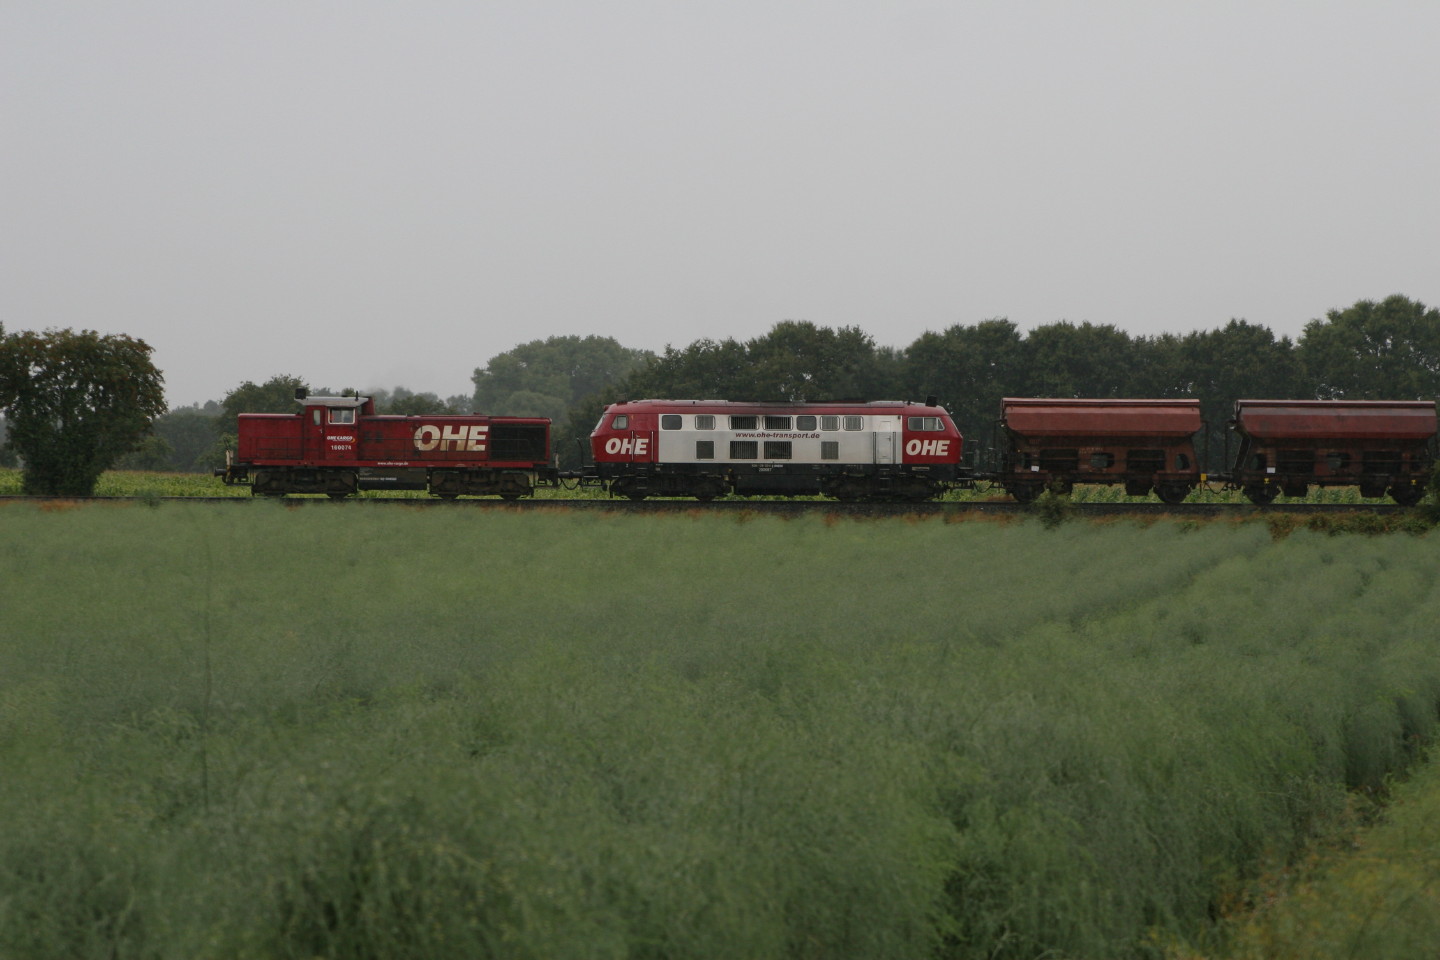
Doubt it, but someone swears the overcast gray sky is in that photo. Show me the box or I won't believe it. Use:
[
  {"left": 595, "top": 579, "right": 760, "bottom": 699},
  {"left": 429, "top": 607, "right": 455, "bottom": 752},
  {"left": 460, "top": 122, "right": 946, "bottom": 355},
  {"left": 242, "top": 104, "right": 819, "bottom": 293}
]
[{"left": 4, "top": 2, "right": 1438, "bottom": 409}]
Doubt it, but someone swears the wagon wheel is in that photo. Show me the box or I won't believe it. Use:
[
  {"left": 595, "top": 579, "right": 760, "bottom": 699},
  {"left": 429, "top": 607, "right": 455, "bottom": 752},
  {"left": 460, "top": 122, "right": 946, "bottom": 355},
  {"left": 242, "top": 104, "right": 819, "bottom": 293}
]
[
  {"left": 1242, "top": 483, "right": 1278, "bottom": 505},
  {"left": 1009, "top": 483, "right": 1041, "bottom": 504},
  {"left": 1154, "top": 483, "right": 1190, "bottom": 505},
  {"left": 1390, "top": 483, "right": 1424, "bottom": 507}
]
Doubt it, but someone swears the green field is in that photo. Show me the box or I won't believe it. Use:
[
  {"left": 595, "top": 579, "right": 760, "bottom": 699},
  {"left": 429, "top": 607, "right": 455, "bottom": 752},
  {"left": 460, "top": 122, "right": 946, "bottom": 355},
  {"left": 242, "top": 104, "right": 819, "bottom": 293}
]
[{"left": 1, "top": 503, "right": 1438, "bottom": 958}]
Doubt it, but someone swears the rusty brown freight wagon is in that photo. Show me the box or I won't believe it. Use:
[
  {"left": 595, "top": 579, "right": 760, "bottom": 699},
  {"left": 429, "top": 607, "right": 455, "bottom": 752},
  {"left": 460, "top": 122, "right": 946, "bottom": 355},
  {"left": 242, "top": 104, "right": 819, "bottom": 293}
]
[
  {"left": 998, "top": 399, "right": 1203, "bottom": 504},
  {"left": 1228, "top": 400, "right": 1437, "bottom": 505}
]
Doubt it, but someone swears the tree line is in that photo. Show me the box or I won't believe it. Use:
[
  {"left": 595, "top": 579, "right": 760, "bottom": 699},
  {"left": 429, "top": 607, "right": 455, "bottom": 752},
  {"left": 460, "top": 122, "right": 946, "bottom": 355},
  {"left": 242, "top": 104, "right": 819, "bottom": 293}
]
[
  {"left": 565, "top": 294, "right": 1440, "bottom": 470},
  {"left": 4, "top": 295, "right": 1439, "bottom": 490}
]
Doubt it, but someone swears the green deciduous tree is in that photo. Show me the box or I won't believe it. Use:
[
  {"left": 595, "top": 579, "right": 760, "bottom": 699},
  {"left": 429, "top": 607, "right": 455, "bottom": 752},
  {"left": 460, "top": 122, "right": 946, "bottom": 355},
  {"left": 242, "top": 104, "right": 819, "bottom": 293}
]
[
  {"left": 621, "top": 337, "right": 751, "bottom": 401},
  {"left": 619, "top": 322, "right": 900, "bottom": 404},
  {"left": 0, "top": 417, "right": 15, "bottom": 468},
  {"left": 905, "top": 319, "right": 1027, "bottom": 459},
  {"left": 1021, "top": 321, "right": 1146, "bottom": 398},
  {"left": 218, "top": 375, "right": 310, "bottom": 438},
  {"left": 1173, "top": 320, "right": 1302, "bottom": 469},
  {"left": 472, "top": 336, "right": 653, "bottom": 418},
  {"left": 0, "top": 328, "right": 167, "bottom": 495},
  {"left": 1298, "top": 295, "right": 1440, "bottom": 400},
  {"left": 744, "top": 321, "right": 899, "bottom": 401},
  {"left": 369, "top": 387, "right": 456, "bottom": 417},
  {"left": 145, "top": 405, "right": 225, "bottom": 472}
]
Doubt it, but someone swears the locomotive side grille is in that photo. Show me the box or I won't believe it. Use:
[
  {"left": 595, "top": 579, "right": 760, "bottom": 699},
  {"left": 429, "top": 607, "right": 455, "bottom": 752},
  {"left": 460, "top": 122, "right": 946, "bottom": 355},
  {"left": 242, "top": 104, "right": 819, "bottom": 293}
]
[
  {"left": 490, "top": 425, "right": 547, "bottom": 462},
  {"left": 254, "top": 439, "right": 302, "bottom": 459}
]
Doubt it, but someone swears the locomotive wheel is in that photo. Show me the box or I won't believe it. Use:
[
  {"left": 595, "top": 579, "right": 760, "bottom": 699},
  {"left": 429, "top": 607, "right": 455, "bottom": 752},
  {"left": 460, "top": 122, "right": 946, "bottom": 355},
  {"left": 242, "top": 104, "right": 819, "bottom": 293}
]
[
  {"left": 693, "top": 480, "right": 725, "bottom": 502},
  {"left": 1243, "top": 484, "right": 1278, "bottom": 505}
]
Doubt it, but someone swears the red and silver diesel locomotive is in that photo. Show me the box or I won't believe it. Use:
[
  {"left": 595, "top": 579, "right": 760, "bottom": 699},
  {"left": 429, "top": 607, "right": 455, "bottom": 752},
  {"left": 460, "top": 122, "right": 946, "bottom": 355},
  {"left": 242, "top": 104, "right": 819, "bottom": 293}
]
[
  {"left": 217, "top": 391, "right": 557, "bottom": 499},
  {"left": 589, "top": 399, "right": 963, "bottom": 501}
]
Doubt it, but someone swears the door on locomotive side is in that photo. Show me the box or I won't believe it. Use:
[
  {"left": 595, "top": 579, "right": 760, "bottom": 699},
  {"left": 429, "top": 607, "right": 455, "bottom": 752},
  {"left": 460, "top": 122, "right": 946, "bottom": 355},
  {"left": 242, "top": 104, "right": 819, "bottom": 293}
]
[
  {"left": 873, "top": 416, "right": 898, "bottom": 464},
  {"left": 299, "top": 403, "right": 326, "bottom": 461}
]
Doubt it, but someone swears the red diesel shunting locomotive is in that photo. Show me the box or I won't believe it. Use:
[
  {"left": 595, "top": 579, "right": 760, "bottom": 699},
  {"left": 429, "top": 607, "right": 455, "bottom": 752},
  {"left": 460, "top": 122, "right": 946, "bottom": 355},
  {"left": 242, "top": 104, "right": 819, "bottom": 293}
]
[
  {"left": 217, "top": 391, "right": 557, "bottom": 499},
  {"left": 590, "top": 398, "right": 963, "bottom": 501}
]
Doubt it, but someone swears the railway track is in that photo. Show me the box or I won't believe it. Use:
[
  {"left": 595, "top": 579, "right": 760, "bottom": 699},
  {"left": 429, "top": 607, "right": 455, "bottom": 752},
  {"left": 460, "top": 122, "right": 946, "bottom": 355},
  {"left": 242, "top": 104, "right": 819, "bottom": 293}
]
[{"left": 0, "top": 495, "right": 1412, "bottom": 517}]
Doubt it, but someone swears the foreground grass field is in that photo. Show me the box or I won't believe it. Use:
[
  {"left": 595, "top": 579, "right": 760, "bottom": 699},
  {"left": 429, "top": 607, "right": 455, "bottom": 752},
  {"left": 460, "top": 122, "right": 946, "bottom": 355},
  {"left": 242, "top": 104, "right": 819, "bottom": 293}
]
[
  {"left": 1209, "top": 754, "right": 1440, "bottom": 960},
  {"left": 1, "top": 503, "right": 1438, "bottom": 958}
]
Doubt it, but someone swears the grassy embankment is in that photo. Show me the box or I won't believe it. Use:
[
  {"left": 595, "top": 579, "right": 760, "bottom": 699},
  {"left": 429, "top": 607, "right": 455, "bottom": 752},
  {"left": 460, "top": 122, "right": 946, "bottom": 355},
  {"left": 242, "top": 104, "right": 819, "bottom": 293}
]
[
  {"left": 1, "top": 503, "right": 1438, "bottom": 958},
  {"left": 0, "top": 464, "right": 1413, "bottom": 505}
]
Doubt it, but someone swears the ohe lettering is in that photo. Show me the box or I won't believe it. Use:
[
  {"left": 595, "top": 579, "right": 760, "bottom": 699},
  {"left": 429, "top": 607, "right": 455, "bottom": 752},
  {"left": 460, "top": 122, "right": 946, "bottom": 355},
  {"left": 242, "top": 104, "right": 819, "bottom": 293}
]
[
  {"left": 604, "top": 437, "right": 650, "bottom": 456},
  {"left": 414, "top": 424, "right": 489, "bottom": 452},
  {"left": 904, "top": 439, "right": 950, "bottom": 457}
]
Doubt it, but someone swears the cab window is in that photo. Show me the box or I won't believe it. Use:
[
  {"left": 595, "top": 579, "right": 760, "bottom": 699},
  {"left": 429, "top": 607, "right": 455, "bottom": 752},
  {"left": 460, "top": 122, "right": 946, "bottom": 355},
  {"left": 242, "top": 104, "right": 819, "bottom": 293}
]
[
  {"left": 612, "top": 415, "right": 628, "bottom": 430},
  {"left": 660, "top": 415, "right": 682, "bottom": 430},
  {"left": 330, "top": 408, "right": 355, "bottom": 425},
  {"left": 907, "top": 417, "right": 942, "bottom": 431}
]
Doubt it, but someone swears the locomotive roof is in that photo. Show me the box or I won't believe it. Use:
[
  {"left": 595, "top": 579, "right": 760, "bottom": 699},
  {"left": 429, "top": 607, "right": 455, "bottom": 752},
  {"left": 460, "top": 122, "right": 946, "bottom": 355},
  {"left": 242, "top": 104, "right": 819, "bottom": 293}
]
[
  {"left": 1233, "top": 399, "right": 1438, "bottom": 440},
  {"left": 609, "top": 398, "right": 943, "bottom": 411},
  {"left": 299, "top": 395, "right": 371, "bottom": 408}
]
